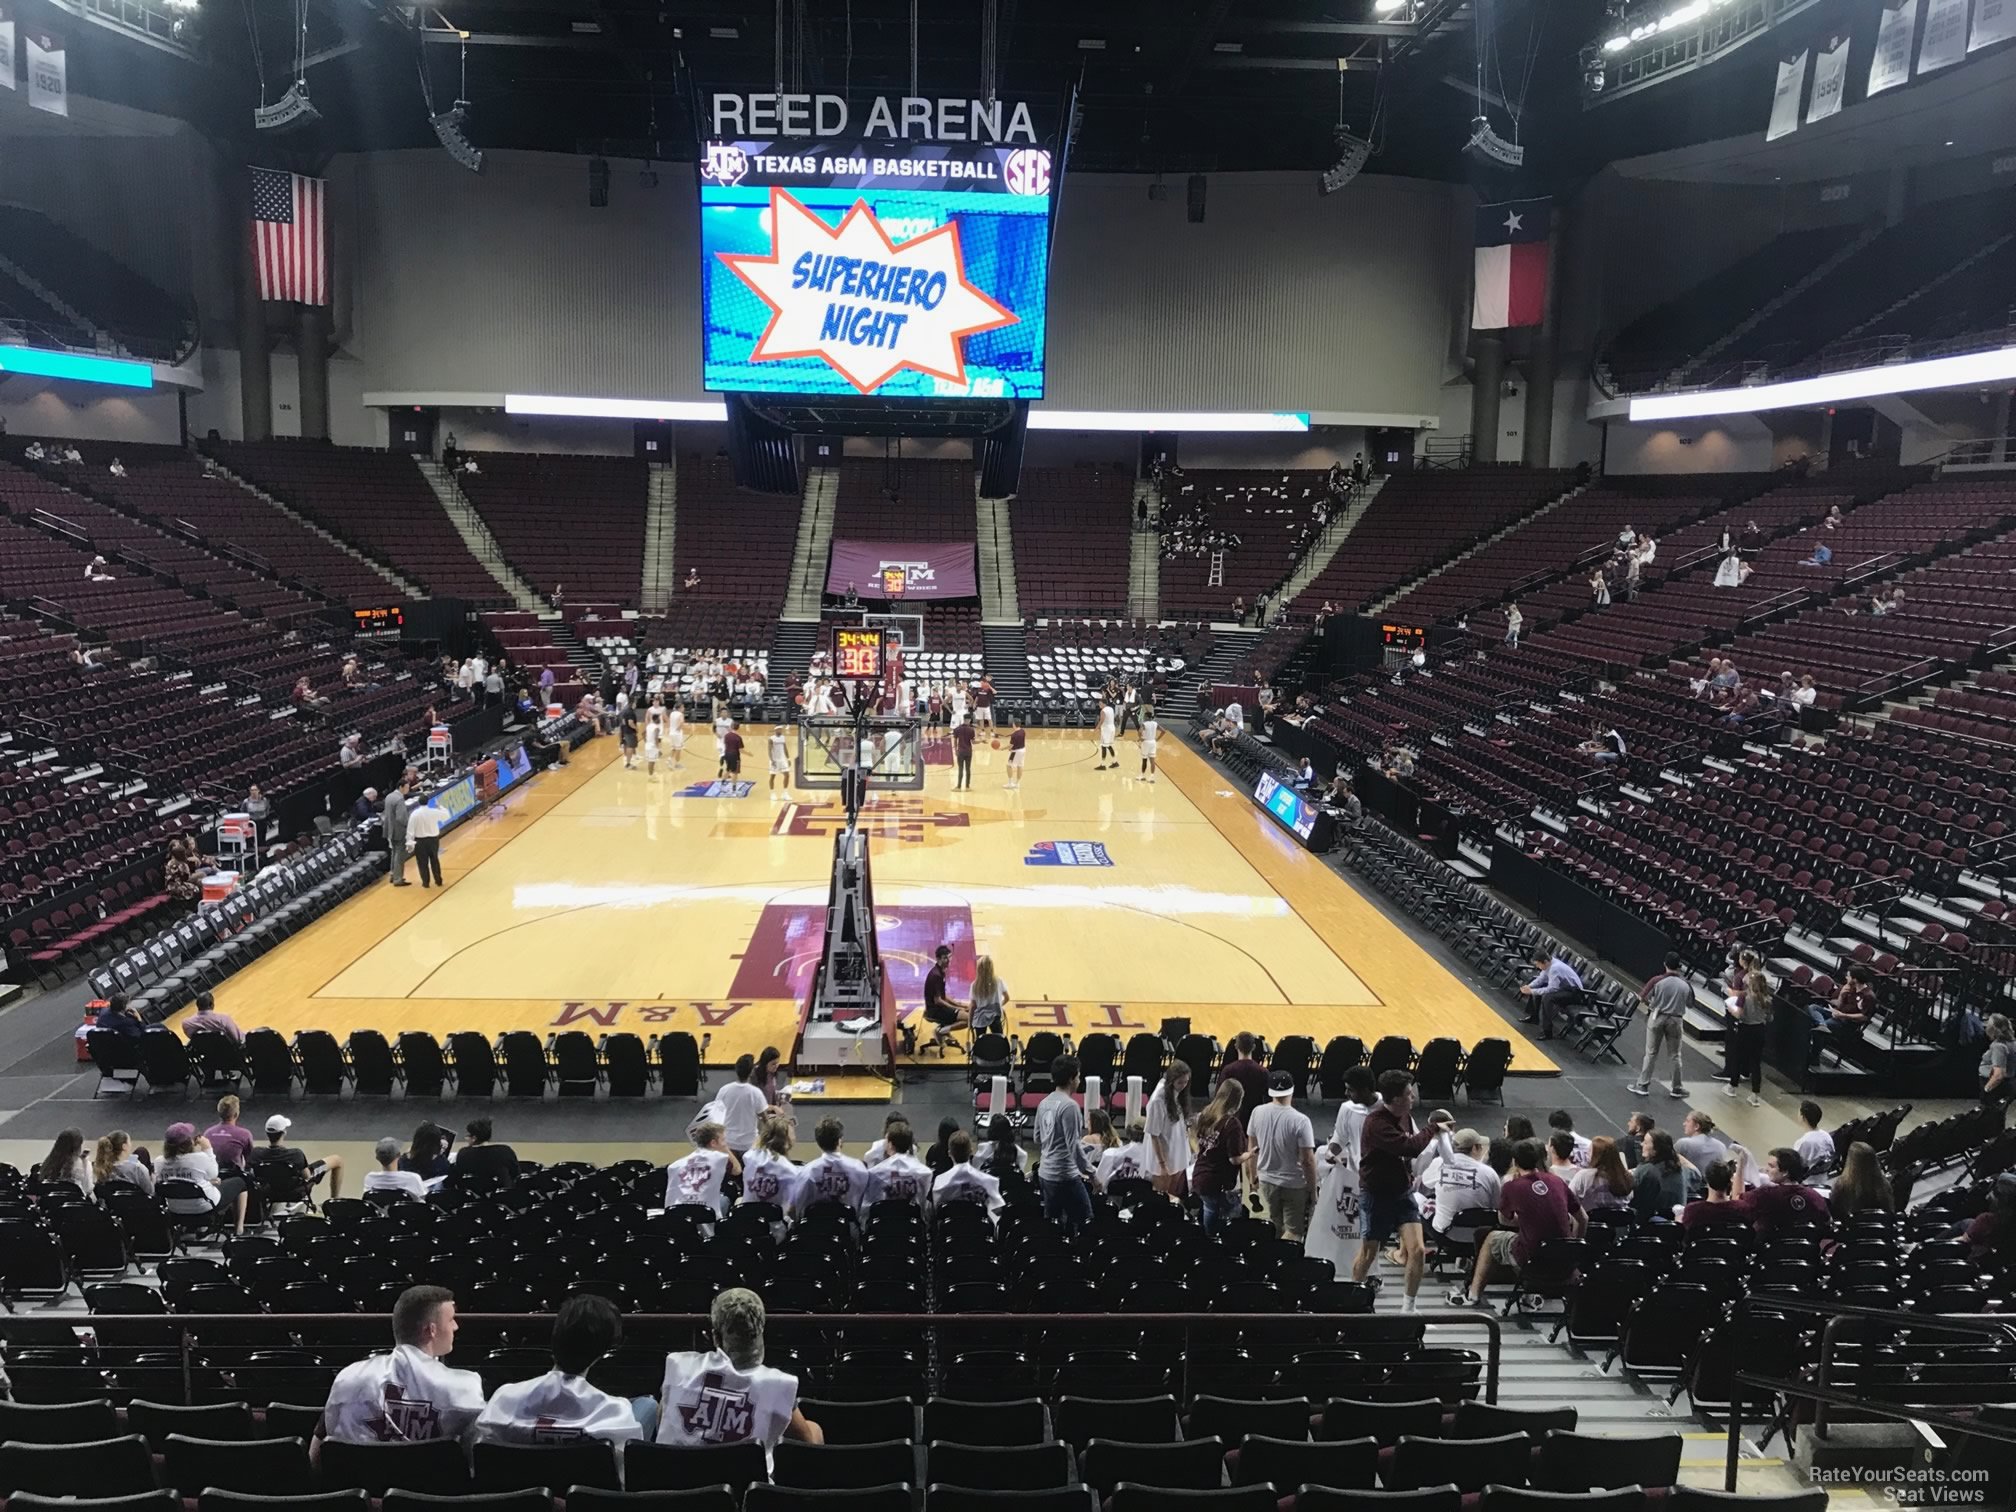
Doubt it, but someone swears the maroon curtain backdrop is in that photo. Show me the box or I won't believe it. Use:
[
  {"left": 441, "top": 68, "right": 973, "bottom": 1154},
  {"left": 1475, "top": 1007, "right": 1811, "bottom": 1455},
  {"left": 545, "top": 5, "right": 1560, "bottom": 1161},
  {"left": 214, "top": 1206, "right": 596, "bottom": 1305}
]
[{"left": 826, "top": 540, "right": 979, "bottom": 600}]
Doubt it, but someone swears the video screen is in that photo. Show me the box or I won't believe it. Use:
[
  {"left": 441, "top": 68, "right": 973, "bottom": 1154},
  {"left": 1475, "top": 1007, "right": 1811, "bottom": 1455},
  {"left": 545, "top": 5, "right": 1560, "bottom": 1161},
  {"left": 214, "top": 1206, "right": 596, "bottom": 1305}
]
[
  {"left": 1255, "top": 770, "right": 1318, "bottom": 843},
  {"left": 698, "top": 138, "right": 1055, "bottom": 399}
]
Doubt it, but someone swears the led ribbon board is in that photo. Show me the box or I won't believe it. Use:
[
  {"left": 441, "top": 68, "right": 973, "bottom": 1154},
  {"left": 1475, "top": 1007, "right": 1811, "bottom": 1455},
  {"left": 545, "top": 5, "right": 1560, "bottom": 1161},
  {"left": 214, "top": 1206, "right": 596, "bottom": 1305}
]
[
  {"left": 699, "top": 136, "right": 1055, "bottom": 398},
  {"left": 0, "top": 346, "right": 154, "bottom": 389}
]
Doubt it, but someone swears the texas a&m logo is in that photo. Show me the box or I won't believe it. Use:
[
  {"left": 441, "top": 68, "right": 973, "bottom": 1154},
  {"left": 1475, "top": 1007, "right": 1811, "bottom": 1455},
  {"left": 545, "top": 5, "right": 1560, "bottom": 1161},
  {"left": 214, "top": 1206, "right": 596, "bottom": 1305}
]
[{"left": 682, "top": 1373, "right": 755, "bottom": 1442}]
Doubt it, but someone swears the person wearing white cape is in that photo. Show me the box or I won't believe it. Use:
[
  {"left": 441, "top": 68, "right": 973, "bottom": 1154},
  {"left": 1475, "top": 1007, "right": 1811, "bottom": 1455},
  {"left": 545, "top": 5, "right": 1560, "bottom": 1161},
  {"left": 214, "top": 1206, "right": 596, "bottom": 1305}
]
[{"left": 1307, "top": 1066, "right": 1377, "bottom": 1271}]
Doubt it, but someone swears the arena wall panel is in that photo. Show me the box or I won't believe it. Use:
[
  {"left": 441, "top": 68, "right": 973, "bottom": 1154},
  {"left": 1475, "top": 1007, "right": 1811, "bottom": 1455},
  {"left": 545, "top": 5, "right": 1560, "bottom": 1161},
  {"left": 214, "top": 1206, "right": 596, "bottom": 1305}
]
[{"left": 334, "top": 150, "right": 1467, "bottom": 419}]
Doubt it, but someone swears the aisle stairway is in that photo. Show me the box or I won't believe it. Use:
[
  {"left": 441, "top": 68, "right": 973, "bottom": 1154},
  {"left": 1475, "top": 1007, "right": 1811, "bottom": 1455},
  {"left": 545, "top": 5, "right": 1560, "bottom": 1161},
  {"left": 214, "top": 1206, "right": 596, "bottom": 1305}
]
[
  {"left": 1277, "top": 477, "right": 1385, "bottom": 612},
  {"left": 976, "top": 493, "right": 1021, "bottom": 622},
  {"left": 1172, "top": 627, "right": 1264, "bottom": 710},
  {"left": 1128, "top": 524, "right": 1159, "bottom": 621},
  {"left": 981, "top": 624, "right": 1034, "bottom": 704},
  {"left": 1367, "top": 480, "right": 1588, "bottom": 616},
  {"left": 768, "top": 621, "right": 821, "bottom": 695},
  {"left": 545, "top": 619, "right": 604, "bottom": 689},
  {"left": 414, "top": 458, "right": 544, "bottom": 612},
  {"left": 202, "top": 454, "right": 420, "bottom": 600},
  {"left": 785, "top": 466, "right": 841, "bottom": 619},
  {"left": 641, "top": 463, "right": 677, "bottom": 612},
  {"left": 1349, "top": 1285, "right": 1815, "bottom": 1500}
]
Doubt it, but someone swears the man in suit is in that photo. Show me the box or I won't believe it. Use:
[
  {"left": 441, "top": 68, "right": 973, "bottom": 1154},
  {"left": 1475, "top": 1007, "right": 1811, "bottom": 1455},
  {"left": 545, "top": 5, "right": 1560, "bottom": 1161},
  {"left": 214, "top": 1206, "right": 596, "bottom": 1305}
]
[{"left": 384, "top": 771, "right": 415, "bottom": 887}]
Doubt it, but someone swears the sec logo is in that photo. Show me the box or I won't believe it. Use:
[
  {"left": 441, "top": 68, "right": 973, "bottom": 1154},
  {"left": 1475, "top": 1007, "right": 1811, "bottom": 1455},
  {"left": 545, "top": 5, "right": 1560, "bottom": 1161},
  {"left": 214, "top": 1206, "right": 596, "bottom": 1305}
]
[{"left": 1003, "top": 149, "right": 1052, "bottom": 197}]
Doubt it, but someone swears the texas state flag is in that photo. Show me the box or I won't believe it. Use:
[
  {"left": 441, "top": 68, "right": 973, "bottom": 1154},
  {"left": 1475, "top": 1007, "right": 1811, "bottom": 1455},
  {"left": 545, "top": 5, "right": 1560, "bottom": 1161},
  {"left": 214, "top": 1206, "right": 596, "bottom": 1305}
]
[{"left": 1472, "top": 198, "right": 1552, "bottom": 330}]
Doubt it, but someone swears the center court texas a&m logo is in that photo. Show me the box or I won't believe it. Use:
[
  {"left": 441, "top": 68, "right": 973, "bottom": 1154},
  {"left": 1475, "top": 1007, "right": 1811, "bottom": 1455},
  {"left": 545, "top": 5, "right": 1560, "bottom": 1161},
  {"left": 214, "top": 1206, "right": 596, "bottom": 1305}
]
[{"left": 682, "top": 1373, "right": 757, "bottom": 1443}]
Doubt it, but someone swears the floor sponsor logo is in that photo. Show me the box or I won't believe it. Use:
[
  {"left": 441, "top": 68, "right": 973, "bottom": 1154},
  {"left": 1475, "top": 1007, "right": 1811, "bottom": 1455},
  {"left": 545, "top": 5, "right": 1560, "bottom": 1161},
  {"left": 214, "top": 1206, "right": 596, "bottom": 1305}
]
[
  {"left": 1025, "top": 840, "right": 1113, "bottom": 867},
  {"left": 675, "top": 779, "right": 755, "bottom": 798}
]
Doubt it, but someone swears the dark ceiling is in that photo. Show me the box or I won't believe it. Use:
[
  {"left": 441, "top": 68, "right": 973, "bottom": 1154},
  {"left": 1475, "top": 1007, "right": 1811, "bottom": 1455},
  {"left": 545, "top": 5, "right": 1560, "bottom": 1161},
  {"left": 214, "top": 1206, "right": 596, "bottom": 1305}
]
[
  {"left": 115, "top": 0, "right": 1617, "bottom": 189},
  {"left": 39, "top": 0, "right": 1927, "bottom": 194}
]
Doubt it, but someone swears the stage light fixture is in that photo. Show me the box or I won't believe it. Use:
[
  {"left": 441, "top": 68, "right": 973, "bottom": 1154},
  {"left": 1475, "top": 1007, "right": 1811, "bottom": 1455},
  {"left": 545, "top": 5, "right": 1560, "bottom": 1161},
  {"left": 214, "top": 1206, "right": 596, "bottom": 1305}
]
[
  {"left": 254, "top": 81, "right": 321, "bottom": 131},
  {"left": 1319, "top": 128, "right": 1372, "bottom": 195},
  {"left": 431, "top": 103, "right": 484, "bottom": 173}
]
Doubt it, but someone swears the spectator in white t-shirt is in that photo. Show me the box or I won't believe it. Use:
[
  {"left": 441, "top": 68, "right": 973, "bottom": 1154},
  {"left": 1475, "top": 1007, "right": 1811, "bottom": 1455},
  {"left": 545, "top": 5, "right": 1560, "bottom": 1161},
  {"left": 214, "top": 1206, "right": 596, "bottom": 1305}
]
[
  {"left": 657, "top": 1289, "right": 821, "bottom": 1457},
  {"left": 362, "top": 1138, "right": 428, "bottom": 1202},
  {"left": 666, "top": 1121, "right": 738, "bottom": 1218},
  {"left": 1425, "top": 1128, "right": 1501, "bottom": 1232},
  {"left": 796, "top": 1117, "right": 871, "bottom": 1215},
  {"left": 477, "top": 1294, "right": 653, "bottom": 1445},
  {"left": 323, "top": 1286, "right": 485, "bottom": 1445},
  {"left": 739, "top": 1117, "right": 805, "bottom": 1216},
  {"left": 1794, "top": 1100, "right": 1837, "bottom": 1178},
  {"left": 932, "top": 1130, "right": 1003, "bottom": 1214},
  {"left": 1547, "top": 1109, "right": 1592, "bottom": 1166},
  {"left": 717, "top": 1056, "right": 771, "bottom": 1157},
  {"left": 1095, "top": 1122, "right": 1152, "bottom": 1192},
  {"left": 863, "top": 1122, "right": 934, "bottom": 1210}
]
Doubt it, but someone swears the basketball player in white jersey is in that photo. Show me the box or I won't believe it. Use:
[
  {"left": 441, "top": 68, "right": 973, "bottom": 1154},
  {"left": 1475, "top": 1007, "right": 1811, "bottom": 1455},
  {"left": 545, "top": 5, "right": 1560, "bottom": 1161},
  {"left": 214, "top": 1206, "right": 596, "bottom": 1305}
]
[
  {"left": 657, "top": 1289, "right": 822, "bottom": 1457},
  {"left": 767, "top": 726, "right": 791, "bottom": 795},
  {"left": 1138, "top": 706, "right": 1160, "bottom": 783},
  {"left": 1095, "top": 701, "right": 1118, "bottom": 771}
]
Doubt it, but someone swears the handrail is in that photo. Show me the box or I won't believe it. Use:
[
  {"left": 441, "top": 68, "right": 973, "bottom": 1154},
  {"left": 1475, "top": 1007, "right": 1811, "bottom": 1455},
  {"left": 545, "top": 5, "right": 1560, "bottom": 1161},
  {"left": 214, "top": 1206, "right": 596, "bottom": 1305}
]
[
  {"left": 1736, "top": 587, "right": 1809, "bottom": 627},
  {"left": 0, "top": 1309, "right": 1506, "bottom": 1407},
  {"left": 1724, "top": 1294, "right": 2016, "bottom": 1492}
]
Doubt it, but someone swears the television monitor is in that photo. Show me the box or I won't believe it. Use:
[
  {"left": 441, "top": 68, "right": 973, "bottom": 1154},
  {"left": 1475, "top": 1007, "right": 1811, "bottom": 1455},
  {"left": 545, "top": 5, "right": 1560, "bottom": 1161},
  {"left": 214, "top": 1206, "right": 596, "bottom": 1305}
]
[
  {"left": 1254, "top": 770, "right": 1335, "bottom": 852},
  {"left": 698, "top": 136, "right": 1056, "bottom": 398}
]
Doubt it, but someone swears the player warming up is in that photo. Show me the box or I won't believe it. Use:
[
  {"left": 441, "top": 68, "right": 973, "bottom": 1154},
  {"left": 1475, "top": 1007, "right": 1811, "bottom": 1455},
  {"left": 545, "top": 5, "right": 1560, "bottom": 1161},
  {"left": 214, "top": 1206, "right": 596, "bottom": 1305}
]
[
  {"left": 1095, "top": 700, "right": 1118, "bottom": 771},
  {"left": 1005, "top": 719, "right": 1027, "bottom": 790},
  {"left": 768, "top": 726, "right": 791, "bottom": 795},
  {"left": 1138, "top": 705, "right": 1159, "bottom": 784}
]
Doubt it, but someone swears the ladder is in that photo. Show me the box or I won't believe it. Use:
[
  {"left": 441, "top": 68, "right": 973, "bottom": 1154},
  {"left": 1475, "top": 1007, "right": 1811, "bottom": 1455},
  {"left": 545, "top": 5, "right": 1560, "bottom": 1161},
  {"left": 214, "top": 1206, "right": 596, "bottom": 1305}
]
[{"left": 1208, "top": 551, "right": 1224, "bottom": 588}]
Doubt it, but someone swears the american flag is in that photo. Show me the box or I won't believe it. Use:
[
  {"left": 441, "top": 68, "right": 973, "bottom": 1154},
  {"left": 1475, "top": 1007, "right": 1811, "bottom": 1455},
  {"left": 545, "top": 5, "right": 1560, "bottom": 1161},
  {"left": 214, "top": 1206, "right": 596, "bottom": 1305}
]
[{"left": 251, "top": 167, "right": 327, "bottom": 305}]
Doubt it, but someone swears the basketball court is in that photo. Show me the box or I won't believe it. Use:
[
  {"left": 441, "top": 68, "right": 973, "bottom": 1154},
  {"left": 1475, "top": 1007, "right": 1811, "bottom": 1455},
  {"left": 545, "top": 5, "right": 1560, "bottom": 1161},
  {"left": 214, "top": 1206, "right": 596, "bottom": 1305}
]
[{"left": 172, "top": 728, "right": 1558, "bottom": 1081}]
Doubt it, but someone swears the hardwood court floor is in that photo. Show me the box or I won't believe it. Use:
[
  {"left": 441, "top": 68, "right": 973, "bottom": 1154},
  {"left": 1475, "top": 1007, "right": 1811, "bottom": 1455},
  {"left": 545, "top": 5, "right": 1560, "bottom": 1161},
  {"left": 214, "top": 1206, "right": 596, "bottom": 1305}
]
[{"left": 177, "top": 728, "right": 1557, "bottom": 1076}]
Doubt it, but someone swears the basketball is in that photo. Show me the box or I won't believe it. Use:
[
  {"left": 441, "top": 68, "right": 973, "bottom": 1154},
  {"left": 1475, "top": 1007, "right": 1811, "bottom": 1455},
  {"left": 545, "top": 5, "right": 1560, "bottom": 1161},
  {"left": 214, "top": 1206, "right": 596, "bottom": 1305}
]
[{"left": 990, "top": 737, "right": 1002, "bottom": 750}]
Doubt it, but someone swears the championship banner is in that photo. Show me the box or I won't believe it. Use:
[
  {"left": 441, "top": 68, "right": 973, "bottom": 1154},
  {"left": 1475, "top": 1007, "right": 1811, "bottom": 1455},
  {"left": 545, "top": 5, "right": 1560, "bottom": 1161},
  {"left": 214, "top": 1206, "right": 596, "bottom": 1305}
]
[
  {"left": 1918, "top": 0, "right": 1970, "bottom": 71},
  {"left": 1868, "top": 0, "right": 1920, "bottom": 95},
  {"left": 1972, "top": 0, "right": 2015, "bottom": 52},
  {"left": 826, "top": 540, "right": 979, "bottom": 601},
  {"left": 25, "top": 26, "right": 63, "bottom": 116},
  {"left": 1765, "top": 50, "right": 1807, "bottom": 142},
  {"left": 0, "top": 5, "right": 16, "bottom": 93},
  {"left": 1806, "top": 35, "right": 1851, "bottom": 123}
]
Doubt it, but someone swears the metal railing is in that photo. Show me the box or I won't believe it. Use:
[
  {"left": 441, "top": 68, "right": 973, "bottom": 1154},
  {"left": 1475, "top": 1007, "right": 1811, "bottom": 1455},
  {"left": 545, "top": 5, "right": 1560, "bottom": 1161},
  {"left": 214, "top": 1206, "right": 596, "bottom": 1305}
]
[{"left": 1724, "top": 1294, "right": 2016, "bottom": 1493}]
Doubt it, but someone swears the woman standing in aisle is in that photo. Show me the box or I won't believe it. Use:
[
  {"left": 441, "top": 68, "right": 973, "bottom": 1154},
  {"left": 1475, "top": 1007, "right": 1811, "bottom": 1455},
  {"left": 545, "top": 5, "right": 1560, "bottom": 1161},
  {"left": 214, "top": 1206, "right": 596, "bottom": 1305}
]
[
  {"left": 1144, "top": 1061, "right": 1193, "bottom": 1198},
  {"left": 1723, "top": 949, "right": 1773, "bottom": 1106}
]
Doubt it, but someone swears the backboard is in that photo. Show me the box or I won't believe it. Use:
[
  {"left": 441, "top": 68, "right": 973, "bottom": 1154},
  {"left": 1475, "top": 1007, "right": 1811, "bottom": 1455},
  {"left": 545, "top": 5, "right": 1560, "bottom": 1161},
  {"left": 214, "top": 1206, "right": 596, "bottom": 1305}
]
[{"left": 796, "top": 715, "right": 926, "bottom": 791}]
